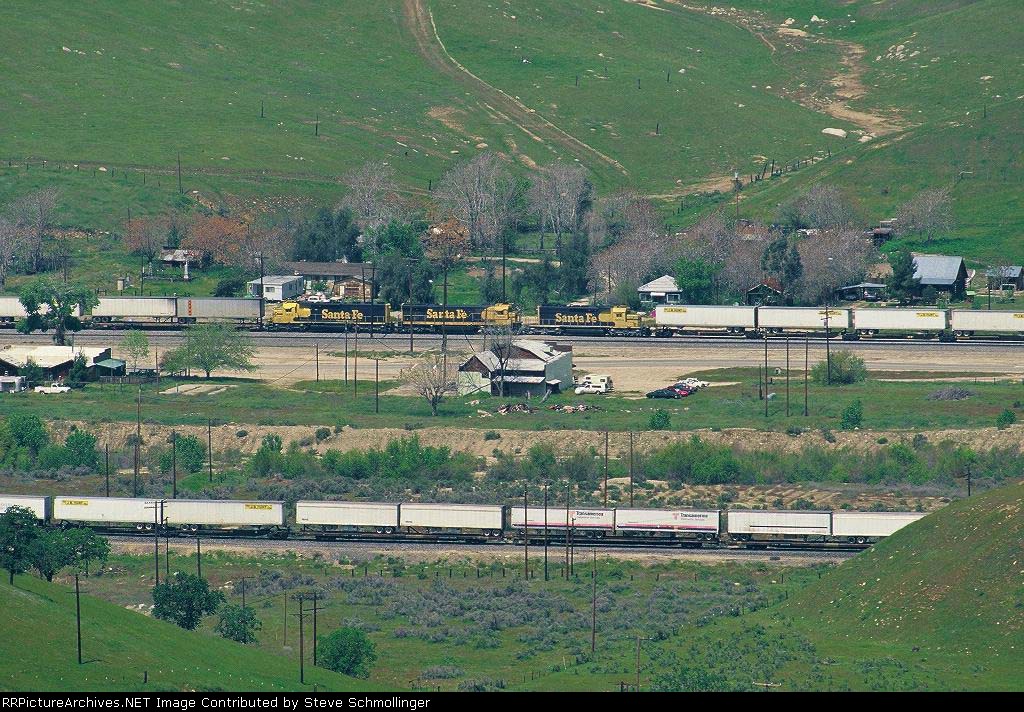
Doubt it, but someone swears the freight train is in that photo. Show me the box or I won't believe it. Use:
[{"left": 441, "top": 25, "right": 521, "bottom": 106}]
[
  {"left": 3, "top": 295, "right": 1022, "bottom": 339},
  {"left": 0, "top": 493, "right": 927, "bottom": 548}
]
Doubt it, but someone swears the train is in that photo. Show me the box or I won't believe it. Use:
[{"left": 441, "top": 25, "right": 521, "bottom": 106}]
[
  {"left": 3, "top": 294, "right": 1022, "bottom": 338},
  {"left": 0, "top": 493, "right": 927, "bottom": 548}
]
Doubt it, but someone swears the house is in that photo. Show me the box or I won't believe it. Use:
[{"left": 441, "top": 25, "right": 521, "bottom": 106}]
[
  {"left": 332, "top": 276, "right": 374, "bottom": 301},
  {"left": 984, "top": 266, "right": 1024, "bottom": 292},
  {"left": 247, "top": 275, "right": 304, "bottom": 302},
  {"left": 837, "top": 282, "right": 887, "bottom": 301},
  {"left": 912, "top": 254, "right": 967, "bottom": 295},
  {"left": 638, "top": 275, "right": 682, "bottom": 305},
  {"left": 0, "top": 345, "right": 112, "bottom": 380},
  {"left": 458, "top": 340, "right": 573, "bottom": 397},
  {"left": 280, "top": 261, "right": 376, "bottom": 292},
  {"left": 745, "top": 278, "right": 783, "bottom": 306}
]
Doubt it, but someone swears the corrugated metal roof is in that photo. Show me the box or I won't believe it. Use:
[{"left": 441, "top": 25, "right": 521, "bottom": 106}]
[
  {"left": 247, "top": 275, "right": 302, "bottom": 286},
  {"left": 638, "top": 275, "right": 679, "bottom": 293},
  {"left": 985, "top": 266, "right": 1023, "bottom": 279},
  {"left": 0, "top": 346, "right": 109, "bottom": 369},
  {"left": 281, "top": 261, "right": 374, "bottom": 277},
  {"left": 912, "top": 254, "right": 965, "bottom": 286}
]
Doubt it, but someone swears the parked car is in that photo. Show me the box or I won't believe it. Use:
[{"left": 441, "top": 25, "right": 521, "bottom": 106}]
[
  {"left": 668, "top": 385, "right": 695, "bottom": 396},
  {"left": 34, "top": 383, "right": 71, "bottom": 394},
  {"left": 646, "top": 388, "right": 685, "bottom": 399},
  {"left": 676, "top": 378, "right": 709, "bottom": 389}
]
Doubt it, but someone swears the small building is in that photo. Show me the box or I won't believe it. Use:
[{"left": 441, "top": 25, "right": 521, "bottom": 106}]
[
  {"left": 280, "top": 261, "right": 376, "bottom": 291},
  {"left": 866, "top": 227, "right": 895, "bottom": 246},
  {"left": 837, "top": 282, "right": 887, "bottom": 301},
  {"left": 0, "top": 345, "right": 112, "bottom": 380},
  {"left": 458, "top": 340, "right": 572, "bottom": 397},
  {"left": 745, "top": 278, "right": 783, "bottom": 306},
  {"left": 94, "top": 358, "right": 127, "bottom": 378},
  {"left": 913, "top": 254, "right": 968, "bottom": 295},
  {"left": 638, "top": 275, "right": 682, "bottom": 305},
  {"left": 333, "top": 276, "right": 374, "bottom": 301},
  {"left": 0, "top": 376, "right": 26, "bottom": 393},
  {"left": 984, "top": 266, "right": 1024, "bottom": 292},
  {"left": 247, "top": 275, "right": 304, "bottom": 302}
]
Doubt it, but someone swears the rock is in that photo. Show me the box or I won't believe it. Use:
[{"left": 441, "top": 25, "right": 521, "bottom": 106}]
[{"left": 822, "top": 127, "right": 848, "bottom": 139}]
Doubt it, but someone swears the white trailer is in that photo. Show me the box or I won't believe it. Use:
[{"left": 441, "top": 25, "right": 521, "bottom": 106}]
[
  {"left": 951, "top": 309, "right": 1024, "bottom": 336},
  {"left": 296, "top": 501, "right": 399, "bottom": 533},
  {"left": 613, "top": 508, "right": 719, "bottom": 539},
  {"left": 0, "top": 297, "right": 28, "bottom": 323},
  {"left": 757, "top": 307, "right": 851, "bottom": 332},
  {"left": 654, "top": 305, "right": 756, "bottom": 333},
  {"left": 831, "top": 511, "right": 926, "bottom": 542},
  {"left": 727, "top": 510, "right": 831, "bottom": 540},
  {"left": 92, "top": 297, "right": 177, "bottom": 322},
  {"left": 176, "top": 297, "right": 261, "bottom": 323},
  {"left": 0, "top": 494, "right": 50, "bottom": 521},
  {"left": 399, "top": 503, "right": 504, "bottom": 535},
  {"left": 510, "top": 507, "right": 616, "bottom": 533},
  {"left": 164, "top": 499, "right": 284, "bottom": 530},
  {"left": 853, "top": 308, "right": 948, "bottom": 334},
  {"left": 53, "top": 496, "right": 153, "bottom": 527}
]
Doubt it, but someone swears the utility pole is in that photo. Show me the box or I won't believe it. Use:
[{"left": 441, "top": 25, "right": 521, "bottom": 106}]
[
  {"left": 407, "top": 263, "right": 415, "bottom": 354},
  {"left": 966, "top": 463, "right": 972, "bottom": 497},
  {"left": 195, "top": 535, "right": 202, "bottom": 579},
  {"left": 374, "top": 359, "right": 380, "bottom": 414},
  {"left": 207, "top": 418, "right": 213, "bottom": 483},
  {"left": 238, "top": 576, "right": 253, "bottom": 609},
  {"left": 311, "top": 591, "right": 323, "bottom": 667},
  {"left": 344, "top": 331, "right": 349, "bottom": 383},
  {"left": 786, "top": 338, "right": 791, "bottom": 417},
  {"left": 523, "top": 485, "right": 529, "bottom": 580},
  {"left": 171, "top": 431, "right": 177, "bottom": 499},
  {"left": 591, "top": 550, "right": 597, "bottom": 654},
  {"left": 353, "top": 326, "right": 359, "bottom": 397},
  {"left": 565, "top": 483, "right": 571, "bottom": 580},
  {"left": 824, "top": 303, "right": 832, "bottom": 385},
  {"left": 74, "top": 572, "right": 83, "bottom": 665},
  {"left": 628, "top": 432, "right": 634, "bottom": 507},
  {"left": 603, "top": 431, "right": 609, "bottom": 507},
  {"left": 258, "top": 252, "right": 265, "bottom": 328},
  {"left": 145, "top": 500, "right": 166, "bottom": 586},
  {"left": 635, "top": 636, "right": 647, "bottom": 692},
  {"left": 134, "top": 386, "right": 141, "bottom": 497},
  {"left": 543, "top": 483, "right": 549, "bottom": 581},
  {"left": 803, "top": 336, "right": 809, "bottom": 417},
  {"left": 294, "top": 596, "right": 307, "bottom": 685},
  {"left": 176, "top": 152, "right": 183, "bottom": 194},
  {"left": 104, "top": 444, "right": 110, "bottom": 497},
  {"left": 315, "top": 342, "right": 319, "bottom": 382},
  {"left": 764, "top": 337, "right": 769, "bottom": 418}
]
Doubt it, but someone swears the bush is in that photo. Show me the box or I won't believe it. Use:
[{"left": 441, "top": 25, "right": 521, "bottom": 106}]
[
  {"left": 7, "top": 414, "right": 48, "bottom": 454},
  {"left": 213, "top": 278, "right": 246, "bottom": 297},
  {"left": 159, "top": 434, "right": 206, "bottom": 473},
  {"left": 840, "top": 400, "right": 863, "bottom": 430},
  {"left": 64, "top": 430, "right": 99, "bottom": 470},
  {"left": 649, "top": 409, "right": 671, "bottom": 430},
  {"left": 215, "top": 604, "right": 262, "bottom": 644},
  {"left": 996, "top": 409, "right": 1017, "bottom": 430},
  {"left": 315, "top": 427, "right": 332, "bottom": 443},
  {"left": 811, "top": 351, "right": 867, "bottom": 385},
  {"left": 319, "top": 627, "right": 377, "bottom": 678},
  {"left": 483, "top": 430, "right": 501, "bottom": 441},
  {"left": 819, "top": 428, "right": 836, "bottom": 444}
]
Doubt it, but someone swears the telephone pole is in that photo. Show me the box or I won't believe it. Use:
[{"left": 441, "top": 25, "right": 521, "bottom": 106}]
[
  {"left": 207, "top": 418, "right": 214, "bottom": 483},
  {"left": 628, "top": 432, "right": 635, "bottom": 507},
  {"left": 543, "top": 483, "right": 549, "bottom": 581},
  {"left": 591, "top": 549, "right": 597, "bottom": 654},
  {"left": 74, "top": 573, "right": 83, "bottom": 664},
  {"left": 523, "top": 485, "right": 529, "bottom": 579},
  {"left": 603, "top": 431, "right": 609, "bottom": 507}
]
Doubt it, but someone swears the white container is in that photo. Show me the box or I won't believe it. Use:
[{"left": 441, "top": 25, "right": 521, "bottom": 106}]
[
  {"left": 727, "top": 510, "right": 831, "bottom": 537},
  {"left": 831, "top": 511, "right": 926, "bottom": 538},
  {"left": 399, "top": 503, "right": 504, "bottom": 531},
  {"left": 854, "top": 308, "right": 948, "bottom": 332},
  {"left": 296, "top": 501, "right": 399, "bottom": 529},
  {"left": 0, "top": 494, "right": 50, "bottom": 521},
  {"left": 93, "top": 297, "right": 177, "bottom": 319},
  {"left": 951, "top": 310, "right": 1024, "bottom": 335},
  {"left": 0, "top": 297, "right": 28, "bottom": 321},
  {"left": 53, "top": 496, "right": 152, "bottom": 524},
  {"left": 757, "top": 307, "right": 851, "bottom": 331},
  {"left": 510, "top": 507, "right": 615, "bottom": 531},
  {"left": 655, "top": 305, "right": 756, "bottom": 330},
  {"left": 164, "top": 499, "right": 283, "bottom": 527},
  {"left": 176, "top": 297, "right": 261, "bottom": 322},
  {"left": 614, "top": 508, "right": 719, "bottom": 535}
]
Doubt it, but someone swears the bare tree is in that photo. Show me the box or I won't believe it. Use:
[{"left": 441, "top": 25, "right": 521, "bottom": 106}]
[
  {"left": 0, "top": 217, "right": 17, "bottom": 288},
  {"left": 796, "top": 228, "right": 876, "bottom": 304},
  {"left": 527, "top": 164, "right": 592, "bottom": 251},
  {"left": 434, "top": 153, "right": 519, "bottom": 249},
  {"left": 123, "top": 217, "right": 166, "bottom": 271},
  {"left": 585, "top": 189, "right": 660, "bottom": 250},
  {"left": 10, "top": 188, "right": 60, "bottom": 272},
  {"left": 483, "top": 324, "right": 518, "bottom": 398},
  {"left": 897, "top": 188, "right": 954, "bottom": 244},
  {"left": 780, "top": 184, "right": 857, "bottom": 230},
  {"left": 340, "top": 161, "right": 401, "bottom": 238},
  {"left": 402, "top": 353, "right": 461, "bottom": 416},
  {"left": 422, "top": 218, "right": 471, "bottom": 353}
]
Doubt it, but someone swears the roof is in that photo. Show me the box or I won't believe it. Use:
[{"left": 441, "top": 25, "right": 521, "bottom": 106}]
[
  {"left": 281, "top": 261, "right": 374, "bottom": 278},
  {"left": 0, "top": 345, "right": 110, "bottom": 369},
  {"left": 462, "top": 340, "right": 569, "bottom": 375},
  {"left": 94, "top": 358, "right": 126, "bottom": 370},
  {"left": 912, "top": 254, "right": 966, "bottom": 286},
  {"left": 840, "top": 282, "right": 887, "bottom": 290},
  {"left": 985, "top": 266, "right": 1023, "bottom": 279},
  {"left": 160, "top": 249, "right": 201, "bottom": 262},
  {"left": 247, "top": 275, "right": 303, "bottom": 286},
  {"left": 637, "top": 275, "right": 679, "bottom": 293},
  {"left": 747, "top": 278, "right": 782, "bottom": 293}
]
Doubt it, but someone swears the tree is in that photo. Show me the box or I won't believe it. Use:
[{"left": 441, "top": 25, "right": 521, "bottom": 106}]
[
  {"left": 10, "top": 188, "right": 59, "bottom": 273},
  {"left": 812, "top": 351, "right": 866, "bottom": 385},
  {"left": 68, "top": 353, "right": 91, "bottom": 386},
  {"left": 181, "top": 214, "right": 247, "bottom": 267},
  {"left": 996, "top": 409, "right": 1017, "bottom": 430},
  {"left": 887, "top": 250, "right": 921, "bottom": 302},
  {"left": 160, "top": 434, "right": 205, "bottom": 473},
  {"left": 674, "top": 257, "right": 720, "bottom": 304},
  {"left": 17, "top": 277, "right": 98, "bottom": 345},
  {"left": 0, "top": 506, "right": 40, "bottom": 584},
  {"left": 402, "top": 353, "right": 460, "bottom": 416},
  {"left": 796, "top": 228, "right": 875, "bottom": 305},
  {"left": 215, "top": 604, "right": 262, "bottom": 644},
  {"left": 422, "top": 218, "right": 471, "bottom": 352},
  {"left": 319, "top": 627, "right": 377, "bottom": 678},
  {"left": 152, "top": 573, "right": 225, "bottom": 630},
  {"left": 120, "top": 330, "right": 150, "bottom": 374},
  {"left": 528, "top": 164, "right": 592, "bottom": 251},
  {"left": 340, "top": 161, "right": 401, "bottom": 235},
  {"left": 840, "top": 400, "right": 864, "bottom": 430},
  {"left": 0, "top": 216, "right": 18, "bottom": 288},
  {"left": 649, "top": 409, "right": 671, "bottom": 430},
  {"left": 65, "top": 429, "right": 99, "bottom": 469},
  {"left": 7, "top": 414, "right": 48, "bottom": 454},
  {"left": 760, "top": 235, "right": 803, "bottom": 300},
  {"left": 123, "top": 217, "right": 166, "bottom": 271},
  {"left": 434, "top": 153, "right": 521, "bottom": 249},
  {"left": 778, "top": 184, "right": 856, "bottom": 231},
  {"left": 27, "top": 528, "right": 76, "bottom": 582},
  {"left": 897, "top": 188, "right": 954, "bottom": 244},
  {"left": 292, "top": 208, "right": 362, "bottom": 263},
  {"left": 18, "top": 358, "right": 45, "bottom": 388},
  {"left": 161, "top": 324, "right": 256, "bottom": 378},
  {"left": 510, "top": 255, "right": 556, "bottom": 308}
]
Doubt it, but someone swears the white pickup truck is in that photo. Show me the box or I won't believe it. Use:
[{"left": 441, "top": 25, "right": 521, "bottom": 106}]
[
  {"left": 34, "top": 382, "right": 71, "bottom": 394},
  {"left": 574, "top": 374, "right": 613, "bottom": 395}
]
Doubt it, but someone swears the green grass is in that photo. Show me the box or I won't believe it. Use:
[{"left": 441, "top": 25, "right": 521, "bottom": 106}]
[
  {"left": 5, "top": 367, "right": 1023, "bottom": 433},
  {"left": 0, "top": 573, "right": 379, "bottom": 691}
]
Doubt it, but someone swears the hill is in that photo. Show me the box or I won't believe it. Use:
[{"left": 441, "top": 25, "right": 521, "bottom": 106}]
[{"left": 0, "top": 574, "right": 379, "bottom": 692}]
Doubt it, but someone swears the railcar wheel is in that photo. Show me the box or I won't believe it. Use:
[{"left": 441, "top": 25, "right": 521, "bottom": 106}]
[
  {"left": 383, "top": 526, "right": 395, "bottom": 535},
  {"left": 856, "top": 536, "right": 867, "bottom": 545}
]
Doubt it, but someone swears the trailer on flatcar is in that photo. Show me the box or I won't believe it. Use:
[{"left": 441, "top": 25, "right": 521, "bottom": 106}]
[
  {"left": 295, "top": 501, "right": 400, "bottom": 534},
  {"left": 613, "top": 508, "right": 719, "bottom": 541},
  {"left": 654, "top": 305, "right": 757, "bottom": 335},
  {"left": 510, "top": 507, "right": 615, "bottom": 538},
  {"left": 756, "top": 307, "right": 852, "bottom": 334},
  {"left": 726, "top": 510, "right": 832, "bottom": 543},
  {"left": 0, "top": 494, "right": 51, "bottom": 521},
  {"left": 399, "top": 503, "right": 505, "bottom": 536}
]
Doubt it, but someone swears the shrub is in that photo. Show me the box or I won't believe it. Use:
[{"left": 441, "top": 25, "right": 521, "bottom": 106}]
[
  {"left": 927, "top": 387, "right": 973, "bottom": 401},
  {"left": 235, "top": 430, "right": 248, "bottom": 438},
  {"left": 811, "top": 351, "right": 866, "bottom": 385},
  {"left": 315, "top": 427, "right": 332, "bottom": 443},
  {"left": 996, "top": 409, "right": 1017, "bottom": 430},
  {"left": 213, "top": 278, "right": 246, "bottom": 297},
  {"left": 819, "top": 428, "right": 836, "bottom": 443},
  {"left": 7, "top": 414, "right": 48, "bottom": 454},
  {"left": 785, "top": 426, "right": 802, "bottom": 437},
  {"left": 319, "top": 627, "right": 377, "bottom": 678},
  {"left": 483, "top": 430, "right": 501, "bottom": 441},
  {"left": 160, "top": 434, "right": 206, "bottom": 473},
  {"left": 840, "top": 400, "right": 863, "bottom": 430},
  {"left": 876, "top": 437, "right": 889, "bottom": 444},
  {"left": 649, "top": 409, "right": 671, "bottom": 430},
  {"left": 64, "top": 430, "right": 99, "bottom": 470}
]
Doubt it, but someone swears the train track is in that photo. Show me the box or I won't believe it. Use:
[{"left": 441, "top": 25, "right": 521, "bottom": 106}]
[{"left": 106, "top": 532, "right": 861, "bottom": 562}]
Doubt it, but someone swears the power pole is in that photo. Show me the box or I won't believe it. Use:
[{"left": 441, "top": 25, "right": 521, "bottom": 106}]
[
  {"left": 824, "top": 303, "right": 832, "bottom": 385},
  {"left": 603, "top": 431, "right": 609, "bottom": 507},
  {"left": 591, "top": 549, "right": 597, "bottom": 654},
  {"left": 74, "top": 572, "right": 83, "bottom": 665},
  {"left": 353, "top": 326, "right": 359, "bottom": 397},
  {"left": 523, "top": 485, "right": 529, "bottom": 580},
  {"left": 207, "top": 418, "right": 213, "bottom": 483},
  {"left": 311, "top": 591, "right": 323, "bottom": 667},
  {"left": 374, "top": 359, "right": 380, "bottom": 414},
  {"left": 628, "top": 432, "right": 634, "bottom": 507},
  {"left": 315, "top": 342, "right": 319, "bottom": 382},
  {"left": 804, "top": 336, "right": 809, "bottom": 417},
  {"left": 238, "top": 576, "right": 253, "bottom": 609},
  {"left": 565, "top": 483, "right": 571, "bottom": 580},
  {"left": 134, "top": 386, "right": 142, "bottom": 497},
  {"left": 104, "top": 444, "right": 110, "bottom": 497},
  {"left": 293, "top": 596, "right": 307, "bottom": 685},
  {"left": 145, "top": 500, "right": 166, "bottom": 586},
  {"left": 543, "top": 483, "right": 549, "bottom": 581},
  {"left": 171, "top": 431, "right": 177, "bottom": 499},
  {"left": 176, "top": 152, "right": 182, "bottom": 194},
  {"left": 966, "top": 463, "right": 972, "bottom": 497},
  {"left": 764, "top": 337, "right": 769, "bottom": 418},
  {"left": 786, "top": 338, "right": 791, "bottom": 417},
  {"left": 195, "top": 535, "right": 202, "bottom": 579}
]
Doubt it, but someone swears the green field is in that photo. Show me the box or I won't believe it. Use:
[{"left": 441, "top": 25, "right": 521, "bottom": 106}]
[{"left": 0, "top": 573, "right": 378, "bottom": 691}]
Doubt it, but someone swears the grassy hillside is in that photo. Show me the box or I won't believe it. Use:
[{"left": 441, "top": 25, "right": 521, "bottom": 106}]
[{"left": 0, "top": 574, "right": 378, "bottom": 692}]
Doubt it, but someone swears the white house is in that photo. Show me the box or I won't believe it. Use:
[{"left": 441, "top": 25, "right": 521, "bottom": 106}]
[
  {"left": 638, "top": 275, "right": 683, "bottom": 304},
  {"left": 247, "top": 275, "right": 304, "bottom": 302},
  {"left": 458, "top": 340, "right": 573, "bottom": 397}
]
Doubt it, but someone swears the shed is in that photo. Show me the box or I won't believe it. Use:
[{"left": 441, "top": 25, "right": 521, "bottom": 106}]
[
  {"left": 912, "top": 254, "right": 967, "bottom": 295},
  {"left": 745, "top": 279, "right": 783, "bottom": 306},
  {"left": 94, "top": 358, "right": 127, "bottom": 377},
  {"left": 837, "top": 282, "right": 887, "bottom": 301},
  {"left": 637, "top": 275, "right": 682, "bottom": 305},
  {"left": 984, "top": 266, "right": 1024, "bottom": 291},
  {"left": 458, "top": 340, "right": 573, "bottom": 397},
  {"left": 281, "top": 261, "right": 376, "bottom": 291},
  {"left": 0, "top": 376, "right": 26, "bottom": 393}
]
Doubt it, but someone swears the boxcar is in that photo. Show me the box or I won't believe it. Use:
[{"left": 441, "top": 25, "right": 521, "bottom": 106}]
[
  {"left": 295, "top": 501, "right": 399, "bottom": 533},
  {"left": 726, "top": 510, "right": 832, "bottom": 541},
  {"left": 0, "top": 494, "right": 51, "bottom": 521},
  {"left": 830, "top": 511, "right": 926, "bottom": 543},
  {"left": 399, "top": 503, "right": 505, "bottom": 536},
  {"left": 613, "top": 508, "right": 719, "bottom": 540}
]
